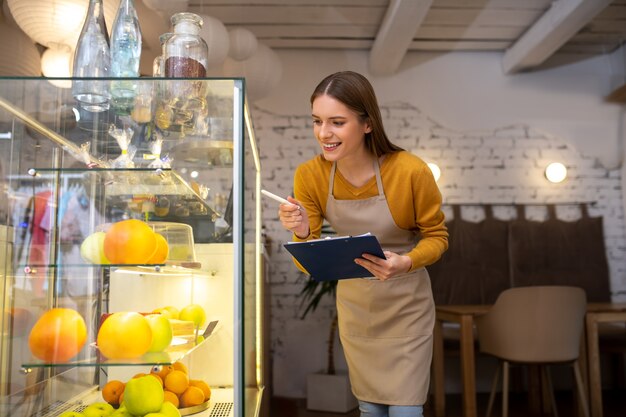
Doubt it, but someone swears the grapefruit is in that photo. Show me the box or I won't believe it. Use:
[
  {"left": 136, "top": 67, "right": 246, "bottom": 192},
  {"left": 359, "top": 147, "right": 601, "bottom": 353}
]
[
  {"left": 28, "top": 308, "right": 87, "bottom": 363},
  {"left": 103, "top": 219, "right": 157, "bottom": 264},
  {"left": 97, "top": 312, "right": 152, "bottom": 359}
]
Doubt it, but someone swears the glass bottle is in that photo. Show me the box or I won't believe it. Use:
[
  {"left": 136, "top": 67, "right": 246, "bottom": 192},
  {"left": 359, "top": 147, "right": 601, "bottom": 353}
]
[
  {"left": 72, "top": 0, "right": 110, "bottom": 112},
  {"left": 110, "top": 0, "right": 142, "bottom": 114},
  {"left": 164, "top": 13, "right": 208, "bottom": 78}
]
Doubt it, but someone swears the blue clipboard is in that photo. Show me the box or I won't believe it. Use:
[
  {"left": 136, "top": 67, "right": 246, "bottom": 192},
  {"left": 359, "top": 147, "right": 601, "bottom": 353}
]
[{"left": 283, "top": 233, "right": 385, "bottom": 281}]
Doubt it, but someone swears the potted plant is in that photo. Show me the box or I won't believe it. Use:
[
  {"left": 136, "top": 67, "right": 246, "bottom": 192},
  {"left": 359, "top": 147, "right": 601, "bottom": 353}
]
[{"left": 299, "top": 277, "right": 358, "bottom": 412}]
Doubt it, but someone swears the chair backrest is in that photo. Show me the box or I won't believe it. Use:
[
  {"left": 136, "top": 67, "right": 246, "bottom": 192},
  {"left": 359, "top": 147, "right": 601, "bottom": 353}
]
[{"left": 475, "top": 285, "right": 587, "bottom": 363}]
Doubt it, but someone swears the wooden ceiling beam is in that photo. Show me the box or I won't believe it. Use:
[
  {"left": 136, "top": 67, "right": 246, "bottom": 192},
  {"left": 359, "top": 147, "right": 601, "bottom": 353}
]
[
  {"left": 502, "top": 0, "right": 613, "bottom": 74},
  {"left": 368, "top": 0, "right": 433, "bottom": 76}
]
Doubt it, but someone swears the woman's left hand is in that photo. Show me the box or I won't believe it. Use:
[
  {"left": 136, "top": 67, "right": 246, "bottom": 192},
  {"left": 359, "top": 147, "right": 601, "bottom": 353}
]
[{"left": 355, "top": 251, "right": 412, "bottom": 281}]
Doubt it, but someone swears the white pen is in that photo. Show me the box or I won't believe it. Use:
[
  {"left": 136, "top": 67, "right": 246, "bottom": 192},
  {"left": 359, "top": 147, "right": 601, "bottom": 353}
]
[{"left": 261, "top": 189, "right": 300, "bottom": 208}]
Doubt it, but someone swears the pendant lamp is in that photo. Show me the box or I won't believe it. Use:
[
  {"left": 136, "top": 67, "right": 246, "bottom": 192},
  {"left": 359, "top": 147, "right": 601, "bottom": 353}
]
[
  {"left": 223, "top": 43, "right": 282, "bottom": 101},
  {"left": 197, "top": 14, "right": 230, "bottom": 71},
  {"left": 0, "top": 18, "right": 41, "bottom": 76},
  {"left": 228, "top": 27, "right": 258, "bottom": 61}
]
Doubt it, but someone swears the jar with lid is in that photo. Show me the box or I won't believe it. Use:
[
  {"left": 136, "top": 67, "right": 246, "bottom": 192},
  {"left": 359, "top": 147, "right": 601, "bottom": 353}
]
[
  {"left": 163, "top": 13, "right": 208, "bottom": 78},
  {"left": 152, "top": 32, "right": 173, "bottom": 77}
]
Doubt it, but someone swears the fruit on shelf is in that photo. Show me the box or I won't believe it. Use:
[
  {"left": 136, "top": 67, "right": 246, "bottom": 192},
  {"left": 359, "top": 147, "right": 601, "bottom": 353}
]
[
  {"left": 189, "top": 379, "right": 211, "bottom": 401},
  {"left": 179, "top": 385, "right": 205, "bottom": 408},
  {"left": 159, "top": 401, "right": 182, "bottom": 417},
  {"left": 123, "top": 375, "right": 164, "bottom": 416},
  {"left": 162, "top": 390, "right": 179, "bottom": 408},
  {"left": 58, "top": 412, "right": 85, "bottom": 417},
  {"left": 102, "top": 380, "right": 125, "bottom": 406},
  {"left": 80, "top": 231, "right": 110, "bottom": 264},
  {"left": 103, "top": 219, "right": 157, "bottom": 264},
  {"left": 172, "top": 361, "right": 188, "bottom": 374},
  {"left": 152, "top": 306, "right": 180, "bottom": 320},
  {"left": 148, "top": 372, "right": 164, "bottom": 387},
  {"left": 97, "top": 312, "right": 152, "bottom": 359},
  {"left": 163, "top": 370, "right": 189, "bottom": 395},
  {"left": 178, "top": 304, "right": 206, "bottom": 329},
  {"left": 28, "top": 308, "right": 87, "bottom": 363},
  {"left": 109, "top": 404, "right": 134, "bottom": 417},
  {"left": 83, "top": 402, "right": 114, "bottom": 417},
  {"left": 145, "top": 314, "right": 174, "bottom": 352},
  {"left": 146, "top": 232, "right": 169, "bottom": 264},
  {"left": 144, "top": 413, "right": 167, "bottom": 417}
]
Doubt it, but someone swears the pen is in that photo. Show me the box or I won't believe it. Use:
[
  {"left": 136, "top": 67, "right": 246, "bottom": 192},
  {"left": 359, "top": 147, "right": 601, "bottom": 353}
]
[{"left": 261, "top": 189, "right": 300, "bottom": 208}]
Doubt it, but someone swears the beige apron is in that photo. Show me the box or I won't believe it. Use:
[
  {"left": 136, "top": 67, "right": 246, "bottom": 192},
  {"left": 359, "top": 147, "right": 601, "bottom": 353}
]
[{"left": 326, "top": 159, "right": 434, "bottom": 406}]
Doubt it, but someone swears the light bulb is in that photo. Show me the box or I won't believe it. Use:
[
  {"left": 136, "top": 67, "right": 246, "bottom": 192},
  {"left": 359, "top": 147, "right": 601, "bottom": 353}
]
[
  {"left": 545, "top": 162, "right": 567, "bottom": 183},
  {"left": 427, "top": 162, "right": 441, "bottom": 182}
]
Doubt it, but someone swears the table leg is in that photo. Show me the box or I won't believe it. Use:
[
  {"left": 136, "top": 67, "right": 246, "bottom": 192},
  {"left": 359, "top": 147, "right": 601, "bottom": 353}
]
[
  {"left": 586, "top": 313, "right": 603, "bottom": 417},
  {"left": 432, "top": 319, "right": 445, "bottom": 417},
  {"left": 459, "top": 315, "right": 477, "bottom": 417}
]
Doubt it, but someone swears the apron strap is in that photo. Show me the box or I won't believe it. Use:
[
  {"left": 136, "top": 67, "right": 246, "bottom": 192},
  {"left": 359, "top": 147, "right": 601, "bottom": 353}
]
[
  {"left": 328, "top": 162, "right": 337, "bottom": 199},
  {"left": 374, "top": 157, "right": 384, "bottom": 197}
]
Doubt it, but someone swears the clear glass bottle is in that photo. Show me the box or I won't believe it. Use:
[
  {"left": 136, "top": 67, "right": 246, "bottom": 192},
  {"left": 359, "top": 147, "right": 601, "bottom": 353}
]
[
  {"left": 152, "top": 33, "right": 173, "bottom": 77},
  {"left": 110, "top": 0, "right": 142, "bottom": 114},
  {"left": 72, "top": 0, "right": 110, "bottom": 112},
  {"left": 164, "top": 13, "right": 208, "bottom": 78}
]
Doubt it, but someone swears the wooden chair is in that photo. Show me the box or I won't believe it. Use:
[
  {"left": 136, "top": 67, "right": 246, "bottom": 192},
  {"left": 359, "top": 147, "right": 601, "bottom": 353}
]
[{"left": 475, "top": 286, "right": 589, "bottom": 417}]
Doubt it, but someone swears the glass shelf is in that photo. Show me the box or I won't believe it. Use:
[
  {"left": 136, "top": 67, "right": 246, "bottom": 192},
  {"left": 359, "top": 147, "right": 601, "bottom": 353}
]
[{"left": 21, "top": 321, "right": 219, "bottom": 369}]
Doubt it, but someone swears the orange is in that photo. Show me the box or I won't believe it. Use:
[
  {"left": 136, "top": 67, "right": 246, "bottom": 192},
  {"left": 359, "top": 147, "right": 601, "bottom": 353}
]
[
  {"left": 189, "top": 379, "right": 211, "bottom": 401},
  {"left": 28, "top": 308, "right": 87, "bottom": 363},
  {"left": 164, "top": 370, "right": 189, "bottom": 395},
  {"left": 96, "top": 312, "right": 152, "bottom": 359},
  {"left": 155, "top": 364, "right": 173, "bottom": 381},
  {"left": 163, "top": 390, "right": 179, "bottom": 407},
  {"left": 102, "top": 380, "right": 125, "bottom": 406},
  {"left": 118, "top": 391, "right": 124, "bottom": 404},
  {"left": 103, "top": 219, "right": 157, "bottom": 264},
  {"left": 172, "top": 361, "right": 188, "bottom": 374},
  {"left": 132, "top": 372, "right": 147, "bottom": 379},
  {"left": 146, "top": 233, "right": 169, "bottom": 264},
  {"left": 180, "top": 386, "right": 205, "bottom": 408}
]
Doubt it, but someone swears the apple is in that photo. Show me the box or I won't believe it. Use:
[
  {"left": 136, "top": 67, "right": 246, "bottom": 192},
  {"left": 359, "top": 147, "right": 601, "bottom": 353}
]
[
  {"left": 159, "top": 401, "right": 181, "bottom": 417},
  {"left": 123, "top": 375, "right": 164, "bottom": 416},
  {"left": 80, "top": 232, "right": 110, "bottom": 264},
  {"left": 108, "top": 405, "right": 134, "bottom": 417},
  {"left": 152, "top": 306, "right": 179, "bottom": 320},
  {"left": 145, "top": 314, "right": 173, "bottom": 352},
  {"left": 83, "top": 402, "right": 114, "bottom": 417},
  {"left": 179, "top": 304, "right": 206, "bottom": 328},
  {"left": 59, "top": 412, "right": 85, "bottom": 417},
  {"left": 144, "top": 414, "right": 167, "bottom": 417}
]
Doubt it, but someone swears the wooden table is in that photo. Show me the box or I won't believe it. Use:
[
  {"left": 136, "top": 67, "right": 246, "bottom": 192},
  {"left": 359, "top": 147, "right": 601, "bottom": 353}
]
[
  {"left": 432, "top": 302, "right": 626, "bottom": 417},
  {"left": 584, "top": 302, "right": 626, "bottom": 417}
]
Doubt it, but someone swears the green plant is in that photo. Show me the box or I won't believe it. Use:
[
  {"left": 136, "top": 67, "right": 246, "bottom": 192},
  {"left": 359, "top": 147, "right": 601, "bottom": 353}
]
[{"left": 299, "top": 277, "right": 338, "bottom": 375}]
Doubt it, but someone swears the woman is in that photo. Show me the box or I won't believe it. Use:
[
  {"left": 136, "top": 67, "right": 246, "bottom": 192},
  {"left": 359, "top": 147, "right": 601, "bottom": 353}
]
[{"left": 278, "top": 71, "right": 448, "bottom": 417}]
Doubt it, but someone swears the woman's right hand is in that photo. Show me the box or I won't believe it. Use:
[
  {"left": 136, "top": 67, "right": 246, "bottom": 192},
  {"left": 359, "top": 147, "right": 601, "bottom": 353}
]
[{"left": 278, "top": 196, "right": 309, "bottom": 239}]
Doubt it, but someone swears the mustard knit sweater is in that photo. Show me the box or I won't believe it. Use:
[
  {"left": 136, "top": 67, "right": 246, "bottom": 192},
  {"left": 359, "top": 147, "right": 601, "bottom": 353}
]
[{"left": 293, "top": 151, "right": 449, "bottom": 271}]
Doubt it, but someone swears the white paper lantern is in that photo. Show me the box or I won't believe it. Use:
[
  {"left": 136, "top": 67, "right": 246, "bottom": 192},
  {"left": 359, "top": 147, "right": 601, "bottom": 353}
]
[
  {"left": 7, "top": 0, "right": 120, "bottom": 49},
  {"left": 223, "top": 43, "right": 282, "bottom": 101},
  {"left": 41, "top": 45, "right": 73, "bottom": 88},
  {"left": 197, "top": 14, "right": 230, "bottom": 70},
  {"left": 228, "top": 27, "right": 258, "bottom": 61},
  {"left": 0, "top": 20, "right": 41, "bottom": 76}
]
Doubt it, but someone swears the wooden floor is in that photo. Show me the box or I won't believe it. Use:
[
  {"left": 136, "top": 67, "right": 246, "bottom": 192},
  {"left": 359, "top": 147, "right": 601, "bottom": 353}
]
[{"left": 270, "top": 389, "right": 626, "bottom": 417}]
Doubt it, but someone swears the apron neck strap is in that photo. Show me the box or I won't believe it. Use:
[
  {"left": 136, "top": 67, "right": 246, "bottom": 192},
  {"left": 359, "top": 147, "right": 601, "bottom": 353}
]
[{"left": 328, "top": 157, "right": 384, "bottom": 198}]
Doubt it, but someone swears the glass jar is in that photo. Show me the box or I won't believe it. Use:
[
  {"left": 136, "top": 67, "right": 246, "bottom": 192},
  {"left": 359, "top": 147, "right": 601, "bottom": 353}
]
[
  {"left": 164, "top": 13, "right": 208, "bottom": 78},
  {"left": 152, "top": 33, "right": 174, "bottom": 77},
  {"left": 72, "top": 0, "right": 110, "bottom": 112}
]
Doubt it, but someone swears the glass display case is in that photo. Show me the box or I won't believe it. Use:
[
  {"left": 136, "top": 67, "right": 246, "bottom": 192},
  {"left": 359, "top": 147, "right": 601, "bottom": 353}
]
[{"left": 0, "top": 76, "right": 264, "bottom": 417}]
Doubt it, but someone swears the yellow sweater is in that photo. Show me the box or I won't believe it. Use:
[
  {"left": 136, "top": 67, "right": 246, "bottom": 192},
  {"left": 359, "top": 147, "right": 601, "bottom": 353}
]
[{"left": 293, "top": 151, "right": 448, "bottom": 271}]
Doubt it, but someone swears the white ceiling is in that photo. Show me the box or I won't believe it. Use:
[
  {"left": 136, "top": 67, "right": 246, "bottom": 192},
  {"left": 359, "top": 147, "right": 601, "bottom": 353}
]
[{"left": 179, "top": 0, "right": 626, "bottom": 75}]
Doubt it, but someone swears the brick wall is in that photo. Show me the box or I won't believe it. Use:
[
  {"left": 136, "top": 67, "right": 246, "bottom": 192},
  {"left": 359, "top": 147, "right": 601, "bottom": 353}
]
[{"left": 252, "top": 101, "right": 626, "bottom": 398}]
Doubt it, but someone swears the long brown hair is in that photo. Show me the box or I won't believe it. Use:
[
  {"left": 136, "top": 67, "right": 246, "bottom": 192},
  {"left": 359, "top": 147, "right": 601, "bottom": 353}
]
[{"left": 310, "top": 71, "right": 403, "bottom": 156}]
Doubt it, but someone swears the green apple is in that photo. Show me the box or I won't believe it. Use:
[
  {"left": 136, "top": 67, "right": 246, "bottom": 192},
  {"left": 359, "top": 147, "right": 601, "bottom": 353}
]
[
  {"left": 179, "top": 304, "right": 206, "bottom": 328},
  {"left": 83, "top": 402, "right": 114, "bottom": 417},
  {"left": 59, "top": 412, "right": 85, "bottom": 417},
  {"left": 80, "top": 232, "right": 110, "bottom": 264},
  {"left": 144, "top": 414, "right": 167, "bottom": 417},
  {"left": 145, "top": 314, "right": 173, "bottom": 352},
  {"left": 123, "top": 375, "right": 164, "bottom": 416},
  {"left": 109, "top": 404, "right": 135, "bottom": 417},
  {"left": 159, "top": 402, "right": 181, "bottom": 417}
]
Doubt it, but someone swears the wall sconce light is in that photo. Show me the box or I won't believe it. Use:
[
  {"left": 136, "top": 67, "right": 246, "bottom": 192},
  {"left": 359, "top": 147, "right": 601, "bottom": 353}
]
[
  {"left": 545, "top": 162, "right": 567, "bottom": 183},
  {"left": 427, "top": 162, "right": 441, "bottom": 182}
]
